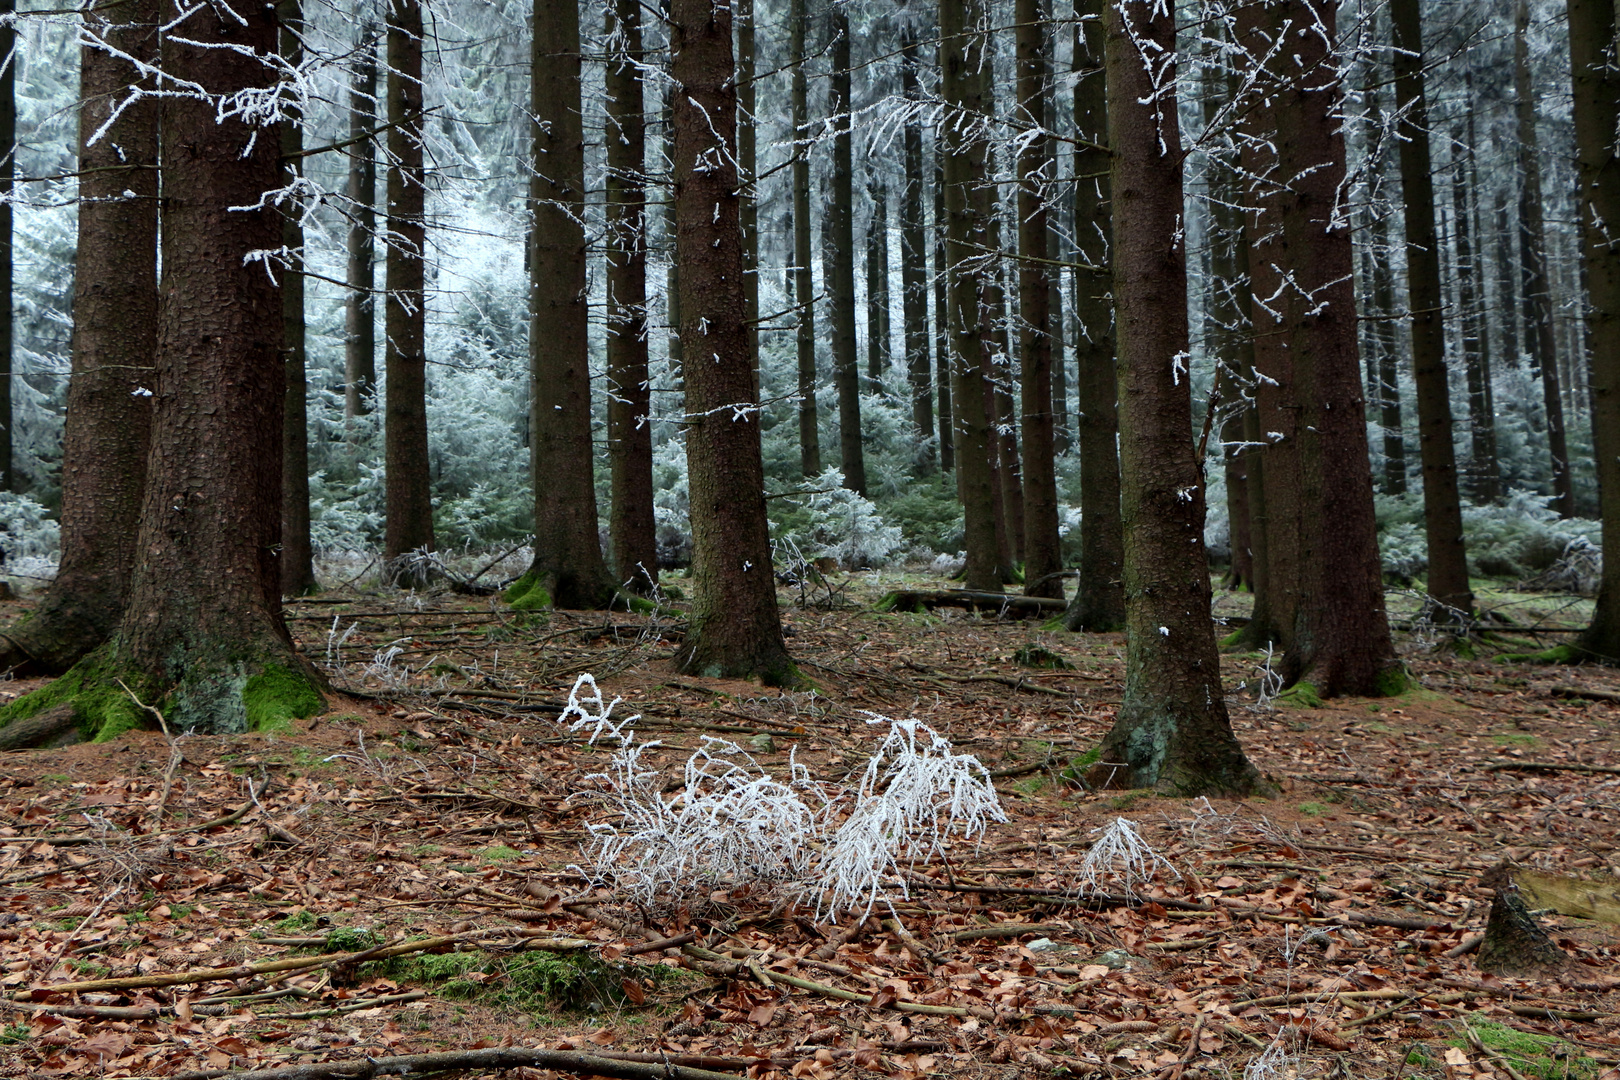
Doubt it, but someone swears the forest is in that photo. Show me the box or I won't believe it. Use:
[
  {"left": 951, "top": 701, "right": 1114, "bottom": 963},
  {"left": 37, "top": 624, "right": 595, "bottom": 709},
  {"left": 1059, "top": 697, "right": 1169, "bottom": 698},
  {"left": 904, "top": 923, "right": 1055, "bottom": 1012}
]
[{"left": 0, "top": 0, "right": 1616, "bottom": 1077}]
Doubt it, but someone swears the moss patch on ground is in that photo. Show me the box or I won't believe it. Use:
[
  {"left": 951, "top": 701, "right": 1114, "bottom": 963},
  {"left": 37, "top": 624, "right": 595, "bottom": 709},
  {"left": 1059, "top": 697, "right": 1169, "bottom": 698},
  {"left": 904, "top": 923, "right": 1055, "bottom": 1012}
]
[
  {"left": 1451, "top": 1021, "right": 1604, "bottom": 1080},
  {"left": 371, "top": 948, "right": 680, "bottom": 1015},
  {"left": 0, "top": 650, "right": 145, "bottom": 743}
]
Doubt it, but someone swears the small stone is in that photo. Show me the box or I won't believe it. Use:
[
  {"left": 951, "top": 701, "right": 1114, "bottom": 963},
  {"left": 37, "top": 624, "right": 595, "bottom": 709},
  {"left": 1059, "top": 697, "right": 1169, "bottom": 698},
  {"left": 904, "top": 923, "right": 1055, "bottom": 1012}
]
[
  {"left": 749, "top": 733, "right": 776, "bottom": 754},
  {"left": 1091, "top": 948, "right": 1137, "bottom": 970},
  {"left": 1026, "top": 937, "right": 1062, "bottom": 951}
]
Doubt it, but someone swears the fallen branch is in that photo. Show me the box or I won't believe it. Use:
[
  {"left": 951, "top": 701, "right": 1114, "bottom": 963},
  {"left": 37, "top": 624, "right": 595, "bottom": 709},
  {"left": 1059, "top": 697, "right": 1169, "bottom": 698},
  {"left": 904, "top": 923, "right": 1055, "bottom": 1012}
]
[
  {"left": 168, "top": 1047, "right": 751, "bottom": 1080},
  {"left": 1547, "top": 684, "right": 1620, "bottom": 704},
  {"left": 1483, "top": 760, "right": 1620, "bottom": 776},
  {"left": 876, "top": 590, "right": 1066, "bottom": 617}
]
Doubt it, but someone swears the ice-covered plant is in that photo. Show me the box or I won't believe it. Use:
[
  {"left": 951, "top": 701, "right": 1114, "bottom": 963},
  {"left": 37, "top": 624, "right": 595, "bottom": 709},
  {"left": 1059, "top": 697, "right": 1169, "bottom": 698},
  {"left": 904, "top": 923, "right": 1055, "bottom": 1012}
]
[
  {"left": 1077, "top": 817, "right": 1180, "bottom": 899},
  {"left": 772, "top": 467, "right": 905, "bottom": 570},
  {"left": 560, "top": 673, "right": 639, "bottom": 746}
]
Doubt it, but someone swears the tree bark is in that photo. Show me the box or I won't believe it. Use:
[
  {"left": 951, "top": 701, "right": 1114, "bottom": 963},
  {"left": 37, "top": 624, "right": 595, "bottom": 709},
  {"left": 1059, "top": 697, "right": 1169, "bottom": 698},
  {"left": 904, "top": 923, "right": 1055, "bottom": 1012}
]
[
  {"left": 828, "top": 3, "right": 865, "bottom": 495},
  {"left": 280, "top": 0, "right": 316, "bottom": 599},
  {"left": 0, "top": 0, "right": 157, "bottom": 675},
  {"left": 383, "top": 0, "right": 434, "bottom": 563},
  {"left": 606, "top": 0, "right": 657, "bottom": 594},
  {"left": 1454, "top": 69, "right": 1500, "bottom": 504},
  {"left": 1391, "top": 0, "right": 1471, "bottom": 614},
  {"left": 524, "top": 0, "right": 614, "bottom": 610},
  {"left": 1016, "top": 0, "right": 1061, "bottom": 600},
  {"left": 737, "top": 0, "right": 759, "bottom": 388},
  {"left": 933, "top": 151, "right": 953, "bottom": 471},
  {"left": 866, "top": 178, "right": 891, "bottom": 390},
  {"left": 668, "top": 0, "right": 796, "bottom": 684},
  {"left": 939, "top": 0, "right": 1002, "bottom": 592},
  {"left": 344, "top": 32, "right": 378, "bottom": 422},
  {"left": 0, "top": 0, "right": 12, "bottom": 493},
  {"left": 790, "top": 0, "right": 821, "bottom": 477},
  {"left": 1088, "top": 0, "right": 1260, "bottom": 795},
  {"left": 1062, "top": 0, "right": 1123, "bottom": 631},
  {"left": 899, "top": 20, "right": 934, "bottom": 470}
]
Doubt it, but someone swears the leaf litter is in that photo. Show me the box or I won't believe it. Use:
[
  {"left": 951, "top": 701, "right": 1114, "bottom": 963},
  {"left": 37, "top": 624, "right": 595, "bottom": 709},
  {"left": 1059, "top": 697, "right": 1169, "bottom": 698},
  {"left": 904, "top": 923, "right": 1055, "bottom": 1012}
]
[{"left": 0, "top": 578, "right": 1616, "bottom": 1080}]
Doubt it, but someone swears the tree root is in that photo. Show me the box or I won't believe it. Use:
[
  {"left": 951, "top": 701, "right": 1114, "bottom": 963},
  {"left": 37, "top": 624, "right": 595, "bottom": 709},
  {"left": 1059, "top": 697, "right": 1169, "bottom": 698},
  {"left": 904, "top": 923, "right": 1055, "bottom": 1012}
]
[{"left": 0, "top": 703, "right": 83, "bottom": 750}]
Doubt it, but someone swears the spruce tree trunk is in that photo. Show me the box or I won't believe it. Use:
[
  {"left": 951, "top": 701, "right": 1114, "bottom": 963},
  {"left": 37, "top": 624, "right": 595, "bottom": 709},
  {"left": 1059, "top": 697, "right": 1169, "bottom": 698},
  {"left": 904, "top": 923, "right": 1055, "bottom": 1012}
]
[
  {"left": 0, "top": 0, "right": 157, "bottom": 675},
  {"left": 866, "top": 179, "right": 891, "bottom": 389},
  {"left": 0, "top": 0, "right": 12, "bottom": 494},
  {"left": 1015, "top": 0, "right": 1061, "bottom": 599},
  {"left": 1049, "top": 222, "right": 1070, "bottom": 455},
  {"left": 939, "top": 0, "right": 1002, "bottom": 592},
  {"left": 344, "top": 32, "right": 378, "bottom": 422},
  {"left": 899, "top": 21, "right": 934, "bottom": 469},
  {"left": 1571, "top": 0, "right": 1620, "bottom": 663},
  {"left": 104, "top": 0, "right": 324, "bottom": 734},
  {"left": 668, "top": 0, "right": 795, "bottom": 684},
  {"left": 280, "top": 0, "right": 316, "bottom": 599},
  {"left": 828, "top": 4, "right": 865, "bottom": 495},
  {"left": 1514, "top": 0, "right": 1576, "bottom": 520},
  {"left": 1361, "top": 83, "right": 1407, "bottom": 495},
  {"left": 737, "top": 0, "right": 759, "bottom": 386},
  {"left": 790, "top": 0, "right": 821, "bottom": 477},
  {"left": 523, "top": 0, "right": 613, "bottom": 609},
  {"left": 1063, "top": 0, "right": 1123, "bottom": 631},
  {"left": 934, "top": 153, "right": 953, "bottom": 471},
  {"left": 1392, "top": 0, "right": 1471, "bottom": 614},
  {"left": 1453, "top": 104, "right": 1499, "bottom": 504},
  {"left": 606, "top": 0, "right": 657, "bottom": 593},
  {"left": 1088, "top": 0, "right": 1260, "bottom": 796},
  {"left": 384, "top": 0, "right": 434, "bottom": 563},
  {"left": 986, "top": 253, "right": 1024, "bottom": 569}
]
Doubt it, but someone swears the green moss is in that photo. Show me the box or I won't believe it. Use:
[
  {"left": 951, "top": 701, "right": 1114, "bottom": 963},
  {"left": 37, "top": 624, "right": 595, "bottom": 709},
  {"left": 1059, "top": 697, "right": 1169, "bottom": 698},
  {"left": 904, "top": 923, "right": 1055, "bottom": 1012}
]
[
  {"left": 0, "top": 651, "right": 146, "bottom": 743},
  {"left": 243, "top": 664, "right": 323, "bottom": 735},
  {"left": 274, "top": 911, "right": 318, "bottom": 933},
  {"left": 0, "top": 1024, "right": 29, "bottom": 1046},
  {"left": 503, "top": 571, "right": 552, "bottom": 611},
  {"left": 1274, "top": 682, "right": 1324, "bottom": 708},
  {"left": 324, "top": 927, "right": 384, "bottom": 952},
  {"left": 623, "top": 594, "right": 657, "bottom": 615},
  {"left": 1450, "top": 1022, "right": 1603, "bottom": 1080},
  {"left": 375, "top": 948, "right": 660, "bottom": 1014},
  {"left": 1013, "top": 644, "right": 1072, "bottom": 670},
  {"left": 1492, "top": 733, "right": 1539, "bottom": 747},
  {"left": 1375, "top": 664, "right": 1410, "bottom": 696},
  {"left": 1218, "top": 629, "right": 1245, "bottom": 650},
  {"left": 1496, "top": 644, "right": 1580, "bottom": 664},
  {"left": 478, "top": 845, "right": 523, "bottom": 863},
  {"left": 1298, "top": 801, "right": 1327, "bottom": 817}
]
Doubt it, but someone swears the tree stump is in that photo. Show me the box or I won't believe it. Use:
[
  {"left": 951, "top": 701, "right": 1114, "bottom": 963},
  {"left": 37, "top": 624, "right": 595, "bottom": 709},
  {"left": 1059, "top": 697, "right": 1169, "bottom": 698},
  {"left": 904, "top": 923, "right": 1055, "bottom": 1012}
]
[{"left": 1477, "top": 863, "right": 1567, "bottom": 977}]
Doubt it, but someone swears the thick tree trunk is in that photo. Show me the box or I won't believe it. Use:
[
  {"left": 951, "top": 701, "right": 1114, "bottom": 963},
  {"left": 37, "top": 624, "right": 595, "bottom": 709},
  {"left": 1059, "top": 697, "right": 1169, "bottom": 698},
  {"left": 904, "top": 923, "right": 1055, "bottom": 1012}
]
[
  {"left": 522, "top": 0, "right": 614, "bottom": 610},
  {"left": 866, "top": 179, "right": 891, "bottom": 390},
  {"left": 1455, "top": 72, "right": 1500, "bottom": 504},
  {"left": 1087, "top": 0, "right": 1260, "bottom": 796},
  {"left": 1063, "top": 0, "right": 1123, "bottom": 631},
  {"left": 828, "top": 5, "right": 865, "bottom": 495},
  {"left": 344, "top": 32, "right": 377, "bottom": 421},
  {"left": 383, "top": 0, "right": 434, "bottom": 563},
  {"left": 1515, "top": 0, "right": 1576, "bottom": 520},
  {"left": 737, "top": 0, "right": 758, "bottom": 387},
  {"left": 280, "top": 0, "right": 316, "bottom": 599},
  {"left": 790, "top": 0, "right": 821, "bottom": 478},
  {"left": 1015, "top": 0, "right": 1062, "bottom": 600},
  {"left": 1571, "top": 0, "right": 1620, "bottom": 664},
  {"left": 899, "top": 22, "right": 934, "bottom": 470},
  {"left": 1392, "top": 0, "right": 1471, "bottom": 614},
  {"left": 939, "top": 0, "right": 1001, "bottom": 592},
  {"left": 606, "top": 0, "right": 657, "bottom": 594},
  {"left": 0, "top": 0, "right": 157, "bottom": 675},
  {"left": 668, "top": 0, "right": 795, "bottom": 683}
]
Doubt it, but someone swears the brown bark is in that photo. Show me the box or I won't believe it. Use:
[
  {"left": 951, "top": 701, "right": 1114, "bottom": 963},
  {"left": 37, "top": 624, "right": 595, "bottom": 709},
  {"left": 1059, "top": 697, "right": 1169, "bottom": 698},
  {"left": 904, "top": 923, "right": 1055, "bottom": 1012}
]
[
  {"left": 1062, "top": 0, "right": 1123, "bottom": 631},
  {"left": 737, "top": 0, "right": 759, "bottom": 388},
  {"left": 668, "top": 0, "right": 795, "bottom": 684},
  {"left": 280, "top": 0, "right": 316, "bottom": 599},
  {"left": 899, "top": 21, "right": 934, "bottom": 469},
  {"left": 1392, "top": 0, "right": 1471, "bottom": 614},
  {"left": 933, "top": 153, "right": 953, "bottom": 471},
  {"left": 1088, "top": 0, "right": 1260, "bottom": 796},
  {"left": 344, "top": 32, "right": 377, "bottom": 422},
  {"left": 525, "top": 0, "right": 613, "bottom": 610},
  {"left": 828, "top": 4, "right": 865, "bottom": 495},
  {"left": 866, "top": 178, "right": 891, "bottom": 390},
  {"left": 1454, "top": 72, "right": 1500, "bottom": 503},
  {"left": 790, "top": 0, "right": 821, "bottom": 477},
  {"left": 606, "top": 0, "right": 657, "bottom": 594},
  {"left": 383, "top": 0, "right": 433, "bottom": 563},
  {"left": 1016, "top": 0, "right": 1061, "bottom": 600},
  {"left": 986, "top": 256, "right": 1024, "bottom": 569},
  {"left": 1362, "top": 88, "right": 1407, "bottom": 498},
  {"left": 939, "top": 0, "right": 1002, "bottom": 592},
  {"left": 107, "top": 0, "right": 324, "bottom": 732},
  {"left": 0, "top": 0, "right": 157, "bottom": 675},
  {"left": 0, "top": 0, "right": 11, "bottom": 493}
]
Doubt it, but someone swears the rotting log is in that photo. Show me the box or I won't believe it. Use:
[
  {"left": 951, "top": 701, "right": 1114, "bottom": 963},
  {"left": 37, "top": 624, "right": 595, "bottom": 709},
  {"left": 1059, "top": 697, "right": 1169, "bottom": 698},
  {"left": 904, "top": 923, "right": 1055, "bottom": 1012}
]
[
  {"left": 0, "top": 703, "right": 82, "bottom": 751},
  {"left": 876, "top": 590, "right": 1066, "bottom": 616}
]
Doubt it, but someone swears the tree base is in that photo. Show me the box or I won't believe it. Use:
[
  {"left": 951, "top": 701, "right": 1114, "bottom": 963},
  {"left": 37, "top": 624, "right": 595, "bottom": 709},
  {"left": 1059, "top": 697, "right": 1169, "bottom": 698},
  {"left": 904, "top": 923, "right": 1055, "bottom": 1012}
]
[{"left": 1477, "top": 864, "right": 1567, "bottom": 978}]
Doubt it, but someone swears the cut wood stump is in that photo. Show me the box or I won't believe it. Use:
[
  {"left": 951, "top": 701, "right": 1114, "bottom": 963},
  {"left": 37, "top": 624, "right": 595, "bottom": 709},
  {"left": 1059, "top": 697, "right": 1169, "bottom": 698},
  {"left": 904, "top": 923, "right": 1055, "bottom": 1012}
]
[{"left": 875, "top": 590, "right": 1066, "bottom": 617}]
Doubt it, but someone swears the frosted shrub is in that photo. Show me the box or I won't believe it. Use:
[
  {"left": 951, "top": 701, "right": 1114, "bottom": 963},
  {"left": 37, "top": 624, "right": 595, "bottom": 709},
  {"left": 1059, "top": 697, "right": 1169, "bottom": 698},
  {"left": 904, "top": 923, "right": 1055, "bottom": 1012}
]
[
  {"left": 773, "top": 467, "right": 904, "bottom": 570},
  {"left": 1077, "top": 817, "right": 1179, "bottom": 899},
  {"left": 0, "top": 491, "right": 60, "bottom": 584}
]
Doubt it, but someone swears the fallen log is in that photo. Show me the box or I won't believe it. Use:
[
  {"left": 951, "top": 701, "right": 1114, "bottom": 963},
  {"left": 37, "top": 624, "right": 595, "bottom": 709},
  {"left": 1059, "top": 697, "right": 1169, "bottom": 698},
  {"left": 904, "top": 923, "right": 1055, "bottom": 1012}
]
[
  {"left": 875, "top": 590, "right": 1066, "bottom": 617},
  {"left": 168, "top": 1047, "right": 750, "bottom": 1080}
]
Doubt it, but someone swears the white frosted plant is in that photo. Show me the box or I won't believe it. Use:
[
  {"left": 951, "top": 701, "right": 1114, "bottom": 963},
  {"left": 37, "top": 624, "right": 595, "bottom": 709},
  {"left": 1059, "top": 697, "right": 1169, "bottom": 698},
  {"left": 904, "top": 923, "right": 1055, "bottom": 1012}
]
[
  {"left": 1076, "top": 817, "right": 1180, "bottom": 899},
  {"left": 561, "top": 673, "right": 640, "bottom": 746}
]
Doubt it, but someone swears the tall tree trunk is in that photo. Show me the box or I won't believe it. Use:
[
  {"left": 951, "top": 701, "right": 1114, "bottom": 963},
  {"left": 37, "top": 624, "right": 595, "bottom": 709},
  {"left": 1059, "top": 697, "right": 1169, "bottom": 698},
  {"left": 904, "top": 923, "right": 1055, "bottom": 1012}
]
[
  {"left": 0, "top": 0, "right": 156, "bottom": 675},
  {"left": 737, "top": 0, "right": 759, "bottom": 387},
  {"left": 1063, "top": 0, "right": 1123, "bottom": 631},
  {"left": 790, "top": 0, "right": 821, "bottom": 477},
  {"left": 280, "top": 0, "right": 316, "bottom": 599},
  {"left": 344, "top": 31, "right": 377, "bottom": 421},
  {"left": 828, "top": 4, "right": 865, "bottom": 494},
  {"left": 1515, "top": 0, "right": 1576, "bottom": 519},
  {"left": 1454, "top": 76, "right": 1500, "bottom": 504},
  {"left": 1362, "top": 83, "right": 1407, "bottom": 495},
  {"left": 1571, "top": 0, "right": 1620, "bottom": 662},
  {"left": 1016, "top": 0, "right": 1061, "bottom": 599},
  {"left": 606, "top": 0, "right": 657, "bottom": 593},
  {"left": 866, "top": 179, "right": 891, "bottom": 390},
  {"left": 0, "top": 0, "right": 12, "bottom": 494},
  {"left": 933, "top": 152, "right": 953, "bottom": 471},
  {"left": 1496, "top": 191, "right": 1523, "bottom": 373},
  {"left": 525, "top": 0, "right": 613, "bottom": 609},
  {"left": 1392, "top": 0, "right": 1472, "bottom": 613},
  {"left": 940, "top": 0, "right": 1002, "bottom": 592},
  {"left": 383, "top": 0, "right": 433, "bottom": 563},
  {"left": 1049, "top": 221, "right": 1070, "bottom": 455},
  {"left": 899, "top": 19, "right": 934, "bottom": 470},
  {"left": 668, "top": 0, "right": 795, "bottom": 684},
  {"left": 1087, "top": 0, "right": 1261, "bottom": 796},
  {"left": 987, "top": 254, "right": 1024, "bottom": 569}
]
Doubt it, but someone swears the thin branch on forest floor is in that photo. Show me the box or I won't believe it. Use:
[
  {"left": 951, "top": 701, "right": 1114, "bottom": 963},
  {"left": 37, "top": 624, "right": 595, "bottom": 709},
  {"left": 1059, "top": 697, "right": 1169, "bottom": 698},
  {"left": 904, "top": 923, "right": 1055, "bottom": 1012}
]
[
  {"left": 1484, "top": 760, "right": 1620, "bottom": 775},
  {"left": 169, "top": 1046, "right": 753, "bottom": 1080}
]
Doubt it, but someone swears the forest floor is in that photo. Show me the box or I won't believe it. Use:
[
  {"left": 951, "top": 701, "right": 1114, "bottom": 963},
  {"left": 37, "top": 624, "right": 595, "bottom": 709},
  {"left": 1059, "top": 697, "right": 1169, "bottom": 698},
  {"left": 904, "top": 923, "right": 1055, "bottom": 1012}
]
[{"left": 0, "top": 568, "right": 1616, "bottom": 1080}]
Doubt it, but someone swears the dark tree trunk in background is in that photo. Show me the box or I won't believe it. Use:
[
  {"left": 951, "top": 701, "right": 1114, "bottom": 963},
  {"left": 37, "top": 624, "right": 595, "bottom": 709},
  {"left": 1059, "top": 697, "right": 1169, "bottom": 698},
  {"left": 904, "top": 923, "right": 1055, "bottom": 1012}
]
[
  {"left": 1392, "top": 0, "right": 1471, "bottom": 614},
  {"left": 790, "top": 0, "right": 821, "bottom": 477},
  {"left": 933, "top": 154, "right": 953, "bottom": 471},
  {"left": 1361, "top": 83, "right": 1407, "bottom": 496},
  {"left": 1455, "top": 71, "right": 1500, "bottom": 503},
  {"left": 986, "top": 251, "right": 1024, "bottom": 570},
  {"left": 668, "top": 0, "right": 795, "bottom": 684},
  {"left": 0, "top": 0, "right": 12, "bottom": 494},
  {"left": 1088, "top": 0, "right": 1261, "bottom": 796},
  {"left": 1049, "top": 223, "right": 1070, "bottom": 455},
  {"left": 940, "top": 0, "right": 1001, "bottom": 592},
  {"left": 525, "top": 0, "right": 614, "bottom": 610},
  {"left": 737, "top": 0, "right": 759, "bottom": 385},
  {"left": 866, "top": 179, "right": 891, "bottom": 390},
  {"left": 606, "top": 0, "right": 657, "bottom": 593},
  {"left": 1063, "top": 0, "right": 1124, "bottom": 631},
  {"left": 900, "top": 19, "right": 934, "bottom": 469},
  {"left": 0, "top": 0, "right": 156, "bottom": 675},
  {"left": 344, "top": 31, "right": 377, "bottom": 421},
  {"left": 828, "top": 4, "right": 865, "bottom": 495},
  {"left": 1515, "top": 0, "right": 1576, "bottom": 520},
  {"left": 383, "top": 0, "right": 433, "bottom": 563},
  {"left": 279, "top": 0, "right": 316, "bottom": 599},
  {"left": 1016, "top": 0, "right": 1061, "bottom": 599},
  {"left": 1571, "top": 0, "right": 1620, "bottom": 663}
]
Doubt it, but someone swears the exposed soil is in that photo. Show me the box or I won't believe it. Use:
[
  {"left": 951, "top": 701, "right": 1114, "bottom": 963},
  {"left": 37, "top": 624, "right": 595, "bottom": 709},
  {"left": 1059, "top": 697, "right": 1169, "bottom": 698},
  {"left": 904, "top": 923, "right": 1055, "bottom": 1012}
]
[{"left": 0, "top": 573, "right": 1616, "bottom": 1080}]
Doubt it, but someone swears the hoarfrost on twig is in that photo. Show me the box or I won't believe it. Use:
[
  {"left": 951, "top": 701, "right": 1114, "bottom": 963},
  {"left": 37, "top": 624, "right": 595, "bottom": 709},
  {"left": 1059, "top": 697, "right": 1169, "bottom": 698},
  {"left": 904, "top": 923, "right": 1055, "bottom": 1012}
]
[{"left": 1077, "top": 817, "right": 1180, "bottom": 900}]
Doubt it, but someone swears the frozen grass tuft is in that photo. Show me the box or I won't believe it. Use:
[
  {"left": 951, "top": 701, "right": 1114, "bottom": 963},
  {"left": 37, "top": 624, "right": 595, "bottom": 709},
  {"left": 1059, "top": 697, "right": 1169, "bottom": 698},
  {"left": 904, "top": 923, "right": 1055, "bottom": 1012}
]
[{"left": 1077, "top": 817, "right": 1179, "bottom": 899}]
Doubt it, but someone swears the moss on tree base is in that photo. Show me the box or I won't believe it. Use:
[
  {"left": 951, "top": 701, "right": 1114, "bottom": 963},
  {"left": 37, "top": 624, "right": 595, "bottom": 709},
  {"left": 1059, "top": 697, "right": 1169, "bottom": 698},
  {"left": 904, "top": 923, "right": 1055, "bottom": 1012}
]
[{"left": 503, "top": 572, "right": 554, "bottom": 611}]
